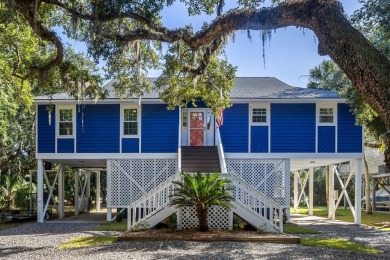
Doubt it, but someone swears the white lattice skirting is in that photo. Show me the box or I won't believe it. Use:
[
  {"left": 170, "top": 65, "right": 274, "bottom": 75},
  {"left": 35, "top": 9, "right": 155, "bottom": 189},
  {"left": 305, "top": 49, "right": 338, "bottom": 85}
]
[
  {"left": 177, "top": 206, "right": 232, "bottom": 230},
  {"left": 107, "top": 159, "right": 177, "bottom": 207},
  {"left": 226, "top": 159, "right": 290, "bottom": 207}
]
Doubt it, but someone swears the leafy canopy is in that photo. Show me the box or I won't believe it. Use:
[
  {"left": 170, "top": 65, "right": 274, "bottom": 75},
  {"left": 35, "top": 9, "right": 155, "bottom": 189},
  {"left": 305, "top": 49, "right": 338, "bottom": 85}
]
[{"left": 170, "top": 172, "right": 233, "bottom": 210}]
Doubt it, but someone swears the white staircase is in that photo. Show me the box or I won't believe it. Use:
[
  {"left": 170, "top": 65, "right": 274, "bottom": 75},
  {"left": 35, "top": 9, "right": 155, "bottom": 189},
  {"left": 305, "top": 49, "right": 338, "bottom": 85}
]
[
  {"left": 227, "top": 173, "right": 283, "bottom": 232},
  {"left": 126, "top": 172, "right": 180, "bottom": 231},
  {"left": 125, "top": 128, "right": 284, "bottom": 233},
  {"left": 217, "top": 128, "right": 284, "bottom": 233}
]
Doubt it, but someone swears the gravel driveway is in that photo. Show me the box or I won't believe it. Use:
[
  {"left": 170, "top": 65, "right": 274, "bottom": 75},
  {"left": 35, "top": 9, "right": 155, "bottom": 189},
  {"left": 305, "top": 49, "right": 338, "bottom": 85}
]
[{"left": 1, "top": 221, "right": 389, "bottom": 259}]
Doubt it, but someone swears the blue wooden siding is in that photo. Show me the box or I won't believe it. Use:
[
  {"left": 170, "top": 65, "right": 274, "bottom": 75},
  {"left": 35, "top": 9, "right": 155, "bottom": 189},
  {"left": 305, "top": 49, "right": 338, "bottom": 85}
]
[
  {"left": 141, "top": 104, "right": 179, "bottom": 153},
  {"left": 271, "top": 104, "right": 316, "bottom": 153},
  {"left": 220, "top": 104, "right": 248, "bottom": 153},
  {"left": 57, "top": 139, "right": 74, "bottom": 153},
  {"left": 37, "top": 105, "right": 55, "bottom": 153},
  {"left": 318, "top": 126, "right": 335, "bottom": 153},
  {"left": 337, "top": 103, "right": 362, "bottom": 153},
  {"left": 76, "top": 104, "right": 120, "bottom": 153},
  {"left": 251, "top": 126, "right": 268, "bottom": 153},
  {"left": 186, "top": 100, "right": 208, "bottom": 108},
  {"left": 122, "top": 138, "right": 139, "bottom": 153}
]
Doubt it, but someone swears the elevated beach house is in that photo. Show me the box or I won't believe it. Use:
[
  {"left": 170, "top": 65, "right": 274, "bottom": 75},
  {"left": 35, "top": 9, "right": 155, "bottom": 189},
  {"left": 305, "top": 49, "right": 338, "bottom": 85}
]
[{"left": 34, "top": 77, "right": 364, "bottom": 232}]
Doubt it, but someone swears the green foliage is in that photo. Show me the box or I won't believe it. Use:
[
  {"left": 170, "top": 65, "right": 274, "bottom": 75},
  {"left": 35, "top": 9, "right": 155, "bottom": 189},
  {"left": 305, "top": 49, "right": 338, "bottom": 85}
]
[
  {"left": 170, "top": 172, "right": 233, "bottom": 231},
  {"left": 131, "top": 221, "right": 150, "bottom": 231},
  {"left": 233, "top": 215, "right": 244, "bottom": 230},
  {"left": 0, "top": 173, "right": 31, "bottom": 209},
  {"left": 351, "top": 0, "right": 390, "bottom": 56},
  {"left": 170, "top": 172, "right": 233, "bottom": 210},
  {"left": 300, "top": 238, "right": 383, "bottom": 254},
  {"left": 156, "top": 47, "right": 236, "bottom": 114},
  {"left": 167, "top": 213, "right": 177, "bottom": 229}
]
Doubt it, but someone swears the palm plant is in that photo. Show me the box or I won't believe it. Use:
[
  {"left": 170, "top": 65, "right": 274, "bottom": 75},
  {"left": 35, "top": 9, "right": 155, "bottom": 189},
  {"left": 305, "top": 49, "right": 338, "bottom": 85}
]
[
  {"left": 0, "top": 174, "right": 28, "bottom": 209},
  {"left": 170, "top": 172, "right": 233, "bottom": 232}
]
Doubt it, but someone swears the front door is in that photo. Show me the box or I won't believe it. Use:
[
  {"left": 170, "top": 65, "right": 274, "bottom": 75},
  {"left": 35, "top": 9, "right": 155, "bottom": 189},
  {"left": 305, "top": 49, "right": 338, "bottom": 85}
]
[
  {"left": 189, "top": 111, "right": 205, "bottom": 146},
  {"left": 181, "top": 109, "right": 214, "bottom": 146}
]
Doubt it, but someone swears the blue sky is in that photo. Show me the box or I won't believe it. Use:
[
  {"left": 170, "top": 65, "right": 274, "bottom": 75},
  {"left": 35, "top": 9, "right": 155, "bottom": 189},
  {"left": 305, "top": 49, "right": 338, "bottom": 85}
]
[
  {"left": 151, "top": 0, "right": 362, "bottom": 88},
  {"left": 60, "top": 0, "right": 362, "bottom": 88}
]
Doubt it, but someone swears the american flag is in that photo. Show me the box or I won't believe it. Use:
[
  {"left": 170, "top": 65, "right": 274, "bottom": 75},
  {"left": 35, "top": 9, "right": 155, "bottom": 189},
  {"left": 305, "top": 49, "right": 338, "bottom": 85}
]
[{"left": 216, "top": 108, "right": 223, "bottom": 128}]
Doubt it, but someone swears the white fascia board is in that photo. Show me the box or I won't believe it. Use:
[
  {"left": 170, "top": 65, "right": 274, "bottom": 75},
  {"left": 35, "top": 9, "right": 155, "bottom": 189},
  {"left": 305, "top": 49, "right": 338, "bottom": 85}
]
[
  {"left": 36, "top": 153, "right": 178, "bottom": 160},
  {"left": 33, "top": 99, "right": 164, "bottom": 104},
  {"left": 224, "top": 153, "right": 363, "bottom": 159},
  {"left": 230, "top": 98, "right": 346, "bottom": 103},
  {"left": 34, "top": 98, "right": 345, "bottom": 105}
]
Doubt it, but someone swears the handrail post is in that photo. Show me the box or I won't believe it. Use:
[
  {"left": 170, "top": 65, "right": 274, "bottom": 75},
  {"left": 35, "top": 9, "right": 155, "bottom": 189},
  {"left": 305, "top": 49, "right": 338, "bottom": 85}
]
[
  {"left": 216, "top": 128, "right": 227, "bottom": 173},
  {"left": 178, "top": 106, "right": 182, "bottom": 173}
]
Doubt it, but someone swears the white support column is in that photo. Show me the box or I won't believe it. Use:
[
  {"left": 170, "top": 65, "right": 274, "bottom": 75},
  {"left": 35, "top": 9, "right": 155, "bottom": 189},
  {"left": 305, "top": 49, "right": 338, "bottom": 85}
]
[
  {"left": 86, "top": 171, "right": 91, "bottom": 212},
  {"left": 86, "top": 171, "right": 91, "bottom": 198},
  {"left": 309, "top": 168, "right": 314, "bottom": 216},
  {"left": 354, "top": 159, "right": 363, "bottom": 224},
  {"left": 58, "top": 165, "right": 65, "bottom": 219},
  {"left": 328, "top": 164, "right": 335, "bottom": 220},
  {"left": 74, "top": 169, "right": 79, "bottom": 216},
  {"left": 29, "top": 170, "right": 33, "bottom": 212},
  {"left": 107, "top": 208, "right": 112, "bottom": 221},
  {"left": 96, "top": 171, "right": 101, "bottom": 212},
  {"left": 37, "top": 159, "right": 44, "bottom": 223},
  {"left": 293, "top": 171, "right": 299, "bottom": 214}
]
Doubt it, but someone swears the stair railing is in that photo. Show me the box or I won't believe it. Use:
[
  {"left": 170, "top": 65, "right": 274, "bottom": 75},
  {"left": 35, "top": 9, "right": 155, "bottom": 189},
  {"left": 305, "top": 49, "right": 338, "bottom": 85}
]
[
  {"left": 223, "top": 173, "right": 283, "bottom": 232},
  {"left": 127, "top": 171, "right": 181, "bottom": 231},
  {"left": 215, "top": 127, "right": 227, "bottom": 173}
]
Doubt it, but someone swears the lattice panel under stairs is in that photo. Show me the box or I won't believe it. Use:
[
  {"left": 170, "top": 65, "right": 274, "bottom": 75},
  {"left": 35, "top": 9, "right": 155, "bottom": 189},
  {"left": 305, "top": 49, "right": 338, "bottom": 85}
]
[
  {"left": 226, "top": 159, "right": 290, "bottom": 207},
  {"left": 107, "top": 159, "right": 177, "bottom": 207},
  {"left": 178, "top": 206, "right": 232, "bottom": 230}
]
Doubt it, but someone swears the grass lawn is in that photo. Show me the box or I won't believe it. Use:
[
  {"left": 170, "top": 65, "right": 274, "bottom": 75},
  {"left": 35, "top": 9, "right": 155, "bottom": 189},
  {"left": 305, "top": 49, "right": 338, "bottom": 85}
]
[
  {"left": 283, "top": 225, "right": 321, "bottom": 234},
  {"left": 291, "top": 207, "right": 390, "bottom": 229},
  {"left": 0, "top": 221, "right": 32, "bottom": 231},
  {"left": 0, "top": 222, "right": 23, "bottom": 231},
  {"left": 56, "top": 235, "right": 118, "bottom": 249},
  {"left": 90, "top": 222, "right": 127, "bottom": 231},
  {"left": 300, "top": 238, "right": 383, "bottom": 254}
]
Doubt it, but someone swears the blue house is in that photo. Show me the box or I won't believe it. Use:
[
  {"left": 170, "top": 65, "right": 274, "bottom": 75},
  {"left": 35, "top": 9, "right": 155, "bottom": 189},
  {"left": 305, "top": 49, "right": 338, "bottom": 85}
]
[{"left": 34, "top": 77, "right": 364, "bottom": 232}]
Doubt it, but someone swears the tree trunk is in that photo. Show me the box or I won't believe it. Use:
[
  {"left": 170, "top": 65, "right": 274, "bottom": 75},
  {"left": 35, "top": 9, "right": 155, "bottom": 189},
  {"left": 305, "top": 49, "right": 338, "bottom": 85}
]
[
  {"left": 363, "top": 153, "right": 372, "bottom": 214},
  {"left": 196, "top": 204, "right": 209, "bottom": 232}
]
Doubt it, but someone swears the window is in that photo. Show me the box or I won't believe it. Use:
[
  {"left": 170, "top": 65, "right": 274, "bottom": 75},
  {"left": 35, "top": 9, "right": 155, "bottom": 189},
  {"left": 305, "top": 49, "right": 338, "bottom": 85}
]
[
  {"left": 250, "top": 103, "right": 270, "bottom": 126},
  {"left": 59, "top": 109, "right": 73, "bottom": 136},
  {"left": 252, "top": 108, "right": 267, "bottom": 123},
  {"left": 123, "top": 108, "right": 138, "bottom": 135},
  {"left": 319, "top": 108, "right": 334, "bottom": 123}
]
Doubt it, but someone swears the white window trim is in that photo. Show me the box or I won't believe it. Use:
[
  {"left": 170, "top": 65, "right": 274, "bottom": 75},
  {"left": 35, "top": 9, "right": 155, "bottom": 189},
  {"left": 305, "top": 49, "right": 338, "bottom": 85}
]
[
  {"left": 248, "top": 102, "right": 271, "bottom": 154},
  {"left": 120, "top": 104, "right": 141, "bottom": 138},
  {"left": 56, "top": 104, "right": 76, "bottom": 138},
  {"left": 317, "top": 103, "right": 337, "bottom": 126},
  {"left": 250, "top": 103, "right": 270, "bottom": 126}
]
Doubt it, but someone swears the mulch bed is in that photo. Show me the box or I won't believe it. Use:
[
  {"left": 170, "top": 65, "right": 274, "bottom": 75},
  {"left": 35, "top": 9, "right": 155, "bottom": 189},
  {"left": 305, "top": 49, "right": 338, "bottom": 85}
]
[{"left": 118, "top": 228, "right": 300, "bottom": 243}]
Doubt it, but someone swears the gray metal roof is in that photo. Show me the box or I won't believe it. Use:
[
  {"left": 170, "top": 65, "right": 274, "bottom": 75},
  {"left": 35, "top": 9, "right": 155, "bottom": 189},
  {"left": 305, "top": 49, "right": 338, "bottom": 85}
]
[{"left": 34, "top": 77, "right": 340, "bottom": 101}]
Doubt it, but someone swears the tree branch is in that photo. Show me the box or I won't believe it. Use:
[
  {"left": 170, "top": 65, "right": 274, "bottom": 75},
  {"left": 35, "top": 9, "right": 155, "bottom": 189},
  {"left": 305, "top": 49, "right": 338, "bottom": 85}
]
[
  {"left": 12, "top": 0, "right": 390, "bottom": 127},
  {"left": 15, "top": 1, "right": 63, "bottom": 77}
]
